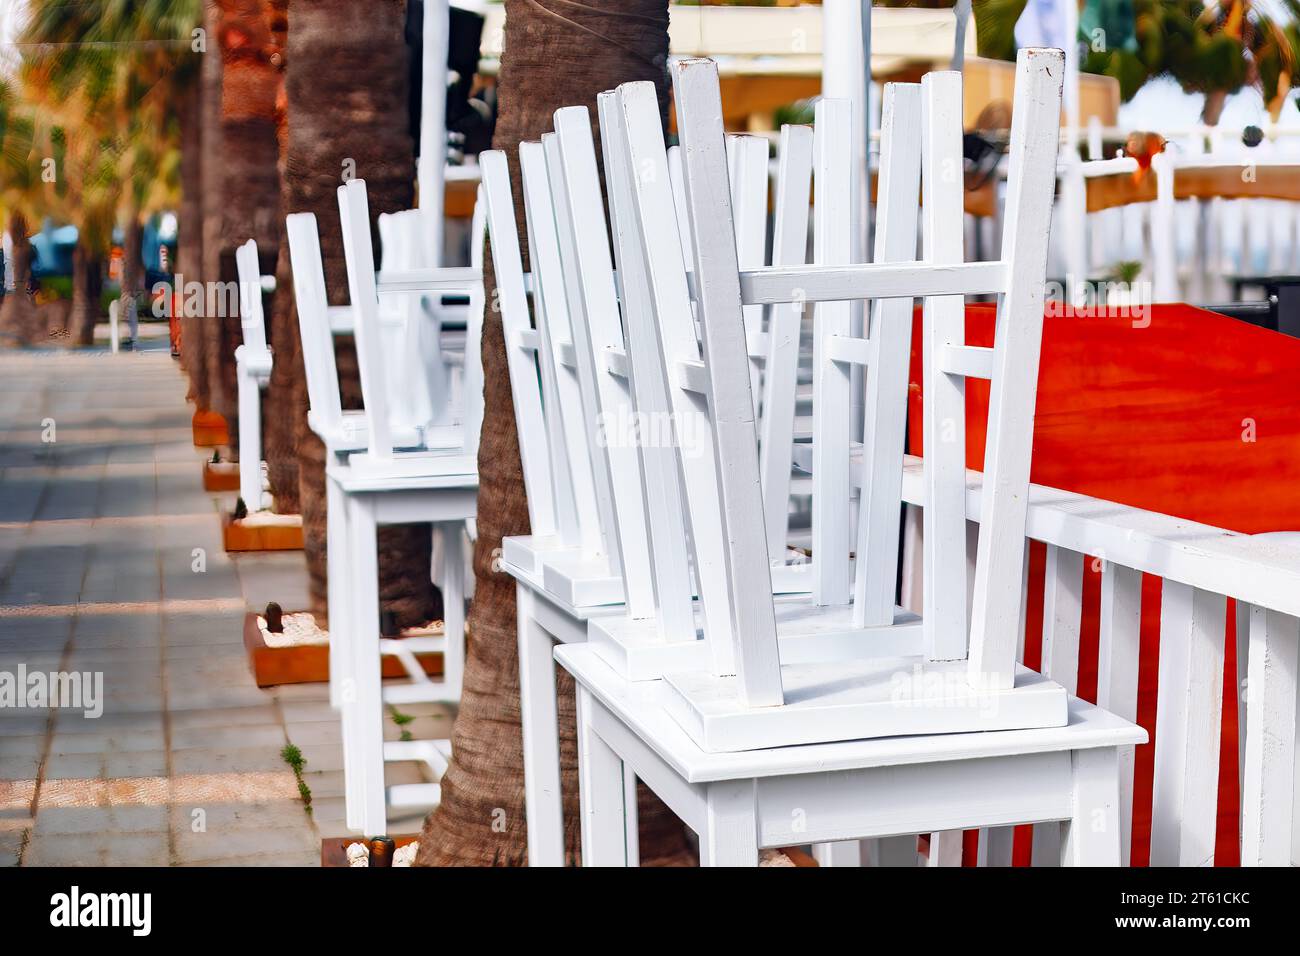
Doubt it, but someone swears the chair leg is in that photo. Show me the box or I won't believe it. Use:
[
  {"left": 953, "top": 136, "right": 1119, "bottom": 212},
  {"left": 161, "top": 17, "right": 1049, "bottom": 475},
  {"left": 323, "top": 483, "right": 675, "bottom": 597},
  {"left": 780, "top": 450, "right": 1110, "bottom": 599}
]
[
  {"left": 700, "top": 779, "right": 759, "bottom": 867},
  {"left": 813, "top": 841, "right": 862, "bottom": 867},
  {"left": 330, "top": 479, "right": 364, "bottom": 832},
  {"left": 327, "top": 474, "right": 348, "bottom": 710},
  {"left": 576, "top": 686, "right": 628, "bottom": 866},
  {"left": 348, "top": 496, "right": 387, "bottom": 837},
  {"left": 1062, "top": 747, "right": 1123, "bottom": 866},
  {"left": 237, "top": 370, "right": 262, "bottom": 512},
  {"left": 517, "top": 585, "right": 565, "bottom": 867}
]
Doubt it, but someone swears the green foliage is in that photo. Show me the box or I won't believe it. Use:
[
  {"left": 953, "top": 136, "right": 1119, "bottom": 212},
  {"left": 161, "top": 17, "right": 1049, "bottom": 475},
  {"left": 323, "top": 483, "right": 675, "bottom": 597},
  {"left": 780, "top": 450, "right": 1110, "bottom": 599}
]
[
  {"left": 2, "top": 1, "right": 202, "bottom": 254},
  {"left": 280, "top": 743, "right": 313, "bottom": 814},
  {"left": 389, "top": 706, "right": 415, "bottom": 743}
]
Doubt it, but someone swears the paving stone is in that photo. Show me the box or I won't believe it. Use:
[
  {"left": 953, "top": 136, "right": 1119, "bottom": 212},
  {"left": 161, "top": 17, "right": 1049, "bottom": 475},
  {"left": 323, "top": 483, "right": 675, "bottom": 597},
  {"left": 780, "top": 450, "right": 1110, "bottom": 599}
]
[
  {"left": 167, "top": 799, "right": 311, "bottom": 834},
  {"left": 23, "top": 830, "right": 169, "bottom": 866},
  {"left": 170, "top": 723, "right": 287, "bottom": 752},
  {"left": 0, "top": 352, "right": 345, "bottom": 866},
  {"left": 0, "top": 828, "right": 28, "bottom": 866},
  {"left": 32, "top": 804, "right": 166, "bottom": 836},
  {"left": 173, "top": 824, "right": 317, "bottom": 864}
]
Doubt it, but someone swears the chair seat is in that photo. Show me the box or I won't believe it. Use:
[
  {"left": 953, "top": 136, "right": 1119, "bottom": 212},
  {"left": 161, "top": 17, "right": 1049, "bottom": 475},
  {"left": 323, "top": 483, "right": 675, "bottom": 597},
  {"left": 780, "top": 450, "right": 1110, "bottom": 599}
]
[
  {"left": 660, "top": 655, "right": 1070, "bottom": 753},
  {"left": 589, "top": 598, "right": 921, "bottom": 682},
  {"left": 326, "top": 452, "right": 477, "bottom": 492},
  {"left": 310, "top": 411, "right": 466, "bottom": 456},
  {"left": 555, "top": 643, "right": 1146, "bottom": 783}
]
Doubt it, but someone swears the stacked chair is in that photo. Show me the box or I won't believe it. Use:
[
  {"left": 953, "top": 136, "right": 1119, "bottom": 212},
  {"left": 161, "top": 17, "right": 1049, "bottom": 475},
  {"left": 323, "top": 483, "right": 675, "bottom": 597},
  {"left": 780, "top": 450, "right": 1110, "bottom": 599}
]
[
  {"left": 480, "top": 113, "right": 834, "bottom": 863},
  {"left": 488, "top": 47, "right": 1145, "bottom": 866},
  {"left": 232, "top": 241, "right": 274, "bottom": 512},
  {"left": 284, "top": 184, "right": 484, "bottom": 837}
]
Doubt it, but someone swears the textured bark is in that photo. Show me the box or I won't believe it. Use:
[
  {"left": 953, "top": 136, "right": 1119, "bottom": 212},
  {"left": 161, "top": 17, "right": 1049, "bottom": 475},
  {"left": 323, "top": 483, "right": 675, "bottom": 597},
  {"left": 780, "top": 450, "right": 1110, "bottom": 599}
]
[
  {"left": 69, "top": 245, "right": 102, "bottom": 347},
  {"left": 265, "top": 0, "right": 301, "bottom": 513},
  {"left": 120, "top": 217, "right": 145, "bottom": 343},
  {"left": 178, "top": 73, "right": 209, "bottom": 407},
  {"left": 415, "top": 0, "right": 693, "bottom": 867},
  {"left": 0, "top": 211, "right": 40, "bottom": 347},
  {"left": 200, "top": 0, "right": 225, "bottom": 414},
  {"left": 209, "top": 0, "right": 283, "bottom": 456},
  {"left": 286, "top": 0, "right": 435, "bottom": 626}
]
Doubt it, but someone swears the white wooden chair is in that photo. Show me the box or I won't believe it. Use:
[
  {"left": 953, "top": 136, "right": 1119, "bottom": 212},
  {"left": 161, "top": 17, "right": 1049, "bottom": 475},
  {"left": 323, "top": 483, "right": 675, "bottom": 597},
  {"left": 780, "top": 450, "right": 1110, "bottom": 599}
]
[
  {"left": 556, "top": 49, "right": 1145, "bottom": 867},
  {"left": 283, "top": 180, "right": 482, "bottom": 836},
  {"left": 232, "top": 240, "right": 274, "bottom": 512},
  {"left": 633, "top": 52, "right": 1076, "bottom": 752},
  {"left": 486, "top": 101, "right": 869, "bottom": 862},
  {"left": 575, "top": 72, "right": 938, "bottom": 704}
]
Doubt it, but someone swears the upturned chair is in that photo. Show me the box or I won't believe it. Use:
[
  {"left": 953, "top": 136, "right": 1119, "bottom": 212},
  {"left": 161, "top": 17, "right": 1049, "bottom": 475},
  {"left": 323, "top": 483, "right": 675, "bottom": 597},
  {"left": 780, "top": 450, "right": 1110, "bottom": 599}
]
[
  {"left": 556, "top": 49, "right": 1145, "bottom": 867},
  {"left": 331, "top": 177, "right": 484, "bottom": 835},
  {"left": 485, "top": 102, "right": 856, "bottom": 862},
  {"left": 232, "top": 240, "right": 274, "bottom": 512},
  {"left": 283, "top": 182, "right": 483, "bottom": 836}
]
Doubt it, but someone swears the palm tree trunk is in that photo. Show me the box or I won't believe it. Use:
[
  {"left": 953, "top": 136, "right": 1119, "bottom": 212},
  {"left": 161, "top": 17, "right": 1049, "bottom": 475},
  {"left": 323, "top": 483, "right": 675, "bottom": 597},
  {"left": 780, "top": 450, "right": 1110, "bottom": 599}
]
[
  {"left": 69, "top": 243, "right": 102, "bottom": 346},
  {"left": 201, "top": 0, "right": 230, "bottom": 439},
  {"left": 0, "top": 211, "right": 39, "bottom": 348},
  {"left": 285, "top": 0, "right": 437, "bottom": 627},
  {"left": 209, "top": 0, "right": 283, "bottom": 460},
  {"left": 120, "top": 216, "right": 145, "bottom": 344},
  {"left": 265, "top": 0, "right": 301, "bottom": 513},
  {"left": 178, "top": 72, "right": 209, "bottom": 407},
  {"left": 415, "top": 0, "right": 693, "bottom": 867}
]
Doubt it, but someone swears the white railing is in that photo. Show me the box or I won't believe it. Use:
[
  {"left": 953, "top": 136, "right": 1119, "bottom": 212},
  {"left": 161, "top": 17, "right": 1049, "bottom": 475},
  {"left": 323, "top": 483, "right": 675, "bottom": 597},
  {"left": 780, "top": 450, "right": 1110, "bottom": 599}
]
[{"left": 899, "top": 455, "right": 1300, "bottom": 866}]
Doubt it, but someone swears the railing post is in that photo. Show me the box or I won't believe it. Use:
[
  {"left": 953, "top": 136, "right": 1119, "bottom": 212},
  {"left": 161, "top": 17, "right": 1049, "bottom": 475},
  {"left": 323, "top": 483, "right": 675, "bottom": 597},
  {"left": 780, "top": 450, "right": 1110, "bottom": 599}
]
[
  {"left": 1151, "top": 582, "right": 1226, "bottom": 866},
  {"left": 1240, "top": 606, "right": 1298, "bottom": 866},
  {"left": 1097, "top": 562, "right": 1143, "bottom": 867}
]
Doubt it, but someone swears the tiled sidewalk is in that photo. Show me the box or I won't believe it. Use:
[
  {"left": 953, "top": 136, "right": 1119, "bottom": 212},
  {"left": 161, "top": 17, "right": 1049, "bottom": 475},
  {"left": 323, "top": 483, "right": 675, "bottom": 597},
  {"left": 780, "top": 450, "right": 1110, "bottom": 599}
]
[{"left": 0, "top": 348, "right": 443, "bottom": 866}]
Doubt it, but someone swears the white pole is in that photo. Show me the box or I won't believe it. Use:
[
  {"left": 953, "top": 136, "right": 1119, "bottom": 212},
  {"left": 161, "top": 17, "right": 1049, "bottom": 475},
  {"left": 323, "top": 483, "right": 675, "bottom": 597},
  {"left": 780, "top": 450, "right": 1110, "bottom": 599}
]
[
  {"left": 823, "top": 0, "right": 868, "bottom": 267},
  {"left": 1057, "top": 0, "right": 1085, "bottom": 304},
  {"left": 419, "top": 0, "right": 450, "bottom": 269},
  {"left": 824, "top": 0, "right": 869, "bottom": 442},
  {"left": 1064, "top": 0, "right": 1080, "bottom": 152}
]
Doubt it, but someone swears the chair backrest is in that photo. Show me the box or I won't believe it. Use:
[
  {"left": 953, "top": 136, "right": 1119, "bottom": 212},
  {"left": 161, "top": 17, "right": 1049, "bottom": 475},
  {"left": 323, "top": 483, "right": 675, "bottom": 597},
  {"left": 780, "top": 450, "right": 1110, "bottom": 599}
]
[
  {"left": 479, "top": 150, "right": 561, "bottom": 537},
  {"left": 550, "top": 106, "right": 658, "bottom": 618},
  {"left": 337, "top": 178, "right": 395, "bottom": 459},
  {"left": 727, "top": 133, "right": 770, "bottom": 415},
  {"left": 756, "top": 124, "right": 813, "bottom": 565},
  {"left": 616, "top": 50, "right": 1062, "bottom": 707},
  {"left": 234, "top": 239, "right": 269, "bottom": 355},
  {"left": 461, "top": 189, "right": 488, "bottom": 463},
  {"left": 518, "top": 141, "right": 599, "bottom": 553},
  {"left": 596, "top": 90, "right": 698, "bottom": 641},
  {"left": 378, "top": 208, "right": 439, "bottom": 432},
  {"left": 285, "top": 213, "right": 345, "bottom": 439}
]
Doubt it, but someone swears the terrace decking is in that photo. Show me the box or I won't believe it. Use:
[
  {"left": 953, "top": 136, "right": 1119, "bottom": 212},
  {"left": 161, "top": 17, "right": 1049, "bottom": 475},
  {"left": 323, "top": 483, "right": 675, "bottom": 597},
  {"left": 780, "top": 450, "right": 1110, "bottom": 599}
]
[{"left": 0, "top": 348, "right": 440, "bottom": 866}]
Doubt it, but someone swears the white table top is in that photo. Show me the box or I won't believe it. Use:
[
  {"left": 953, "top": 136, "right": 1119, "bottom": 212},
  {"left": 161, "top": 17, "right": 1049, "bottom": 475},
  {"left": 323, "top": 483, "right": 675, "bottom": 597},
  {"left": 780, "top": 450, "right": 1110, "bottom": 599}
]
[{"left": 555, "top": 643, "right": 1148, "bottom": 784}]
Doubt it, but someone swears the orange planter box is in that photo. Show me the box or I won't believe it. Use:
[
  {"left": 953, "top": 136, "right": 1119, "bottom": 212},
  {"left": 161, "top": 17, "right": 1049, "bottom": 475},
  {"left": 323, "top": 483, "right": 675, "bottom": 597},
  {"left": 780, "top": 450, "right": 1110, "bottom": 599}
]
[
  {"left": 242, "top": 612, "right": 444, "bottom": 688},
  {"left": 222, "top": 512, "right": 305, "bottom": 552},
  {"left": 202, "top": 460, "right": 241, "bottom": 492},
  {"left": 192, "top": 409, "right": 229, "bottom": 448}
]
